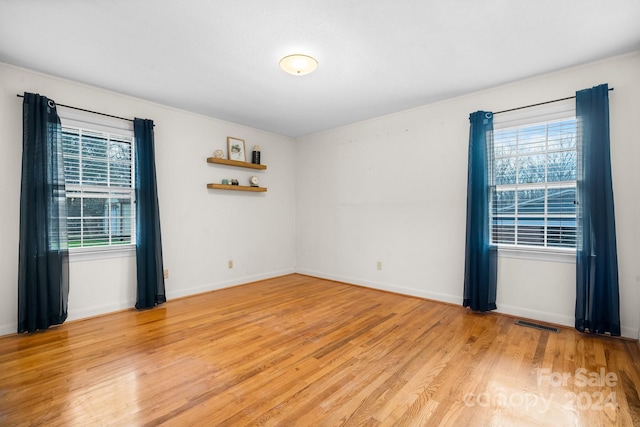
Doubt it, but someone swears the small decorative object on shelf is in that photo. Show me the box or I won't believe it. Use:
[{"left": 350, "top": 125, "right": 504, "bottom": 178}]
[
  {"left": 230, "top": 179, "right": 239, "bottom": 186},
  {"left": 227, "top": 137, "right": 246, "bottom": 162},
  {"left": 213, "top": 149, "right": 224, "bottom": 159},
  {"left": 251, "top": 145, "right": 261, "bottom": 164},
  {"left": 221, "top": 179, "right": 229, "bottom": 185},
  {"left": 249, "top": 176, "right": 259, "bottom": 187}
]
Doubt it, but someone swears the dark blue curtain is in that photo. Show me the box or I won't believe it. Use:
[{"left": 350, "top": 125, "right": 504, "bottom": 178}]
[
  {"left": 575, "top": 84, "right": 620, "bottom": 336},
  {"left": 134, "top": 118, "right": 166, "bottom": 309},
  {"left": 18, "top": 93, "right": 69, "bottom": 333},
  {"left": 463, "top": 111, "right": 497, "bottom": 312}
]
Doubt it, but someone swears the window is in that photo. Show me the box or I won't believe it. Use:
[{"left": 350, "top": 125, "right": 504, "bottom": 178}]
[
  {"left": 61, "top": 118, "right": 135, "bottom": 250},
  {"left": 491, "top": 105, "right": 577, "bottom": 250}
]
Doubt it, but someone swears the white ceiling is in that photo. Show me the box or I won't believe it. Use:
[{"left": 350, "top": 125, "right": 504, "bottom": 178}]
[{"left": 1, "top": 1, "right": 639, "bottom": 138}]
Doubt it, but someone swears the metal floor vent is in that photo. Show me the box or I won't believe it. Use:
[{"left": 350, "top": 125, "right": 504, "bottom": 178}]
[{"left": 515, "top": 319, "right": 560, "bottom": 333}]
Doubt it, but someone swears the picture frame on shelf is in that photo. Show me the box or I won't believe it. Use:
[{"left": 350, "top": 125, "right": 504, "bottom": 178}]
[{"left": 227, "top": 137, "right": 246, "bottom": 162}]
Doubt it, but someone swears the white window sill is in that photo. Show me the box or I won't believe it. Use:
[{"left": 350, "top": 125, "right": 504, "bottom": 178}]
[
  {"left": 69, "top": 245, "right": 136, "bottom": 262},
  {"left": 496, "top": 245, "right": 575, "bottom": 263}
]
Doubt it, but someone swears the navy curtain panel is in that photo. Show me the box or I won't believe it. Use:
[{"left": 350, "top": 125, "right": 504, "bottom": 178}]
[
  {"left": 463, "top": 111, "right": 497, "bottom": 312},
  {"left": 134, "top": 118, "right": 166, "bottom": 309},
  {"left": 18, "top": 93, "right": 69, "bottom": 333},
  {"left": 575, "top": 84, "right": 620, "bottom": 336}
]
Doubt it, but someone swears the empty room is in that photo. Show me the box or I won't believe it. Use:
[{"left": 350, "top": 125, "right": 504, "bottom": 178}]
[{"left": 1, "top": 1, "right": 639, "bottom": 426}]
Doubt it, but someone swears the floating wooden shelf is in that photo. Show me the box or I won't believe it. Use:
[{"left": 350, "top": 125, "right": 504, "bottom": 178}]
[
  {"left": 207, "top": 184, "right": 267, "bottom": 192},
  {"left": 206, "top": 157, "right": 267, "bottom": 170}
]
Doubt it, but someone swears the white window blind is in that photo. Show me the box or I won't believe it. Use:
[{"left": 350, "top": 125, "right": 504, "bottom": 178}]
[
  {"left": 60, "top": 114, "right": 135, "bottom": 250},
  {"left": 492, "top": 100, "right": 577, "bottom": 250}
]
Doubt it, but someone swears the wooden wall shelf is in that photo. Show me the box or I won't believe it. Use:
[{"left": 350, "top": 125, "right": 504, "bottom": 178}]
[
  {"left": 206, "top": 157, "right": 267, "bottom": 170},
  {"left": 207, "top": 184, "right": 267, "bottom": 192}
]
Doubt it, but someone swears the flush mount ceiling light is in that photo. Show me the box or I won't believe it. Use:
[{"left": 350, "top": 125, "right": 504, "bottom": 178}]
[{"left": 279, "top": 54, "right": 318, "bottom": 76}]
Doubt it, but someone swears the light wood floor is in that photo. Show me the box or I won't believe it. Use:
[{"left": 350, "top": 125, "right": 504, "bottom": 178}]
[{"left": 1, "top": 274, "right": 639, "bottom": 426}]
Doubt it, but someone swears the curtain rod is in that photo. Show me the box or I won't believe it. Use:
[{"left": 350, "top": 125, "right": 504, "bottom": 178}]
[
  {"left": 16, "top": 93, "right": 134, "bottom": 123},
  {"left": 493, "top": 87, "right": 614, "bottom": 115}
]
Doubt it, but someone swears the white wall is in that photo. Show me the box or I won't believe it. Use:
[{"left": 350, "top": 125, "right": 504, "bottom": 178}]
[
  {"left": 0, "top": 63, "right": 297, "bottom": 335},
  {"left": 296, "top": 52, "right": 640, "bottom": 338}
]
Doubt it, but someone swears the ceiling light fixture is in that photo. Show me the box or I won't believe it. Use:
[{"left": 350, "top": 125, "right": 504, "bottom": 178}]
[{"left": 279, "top": 54, "right": 318, "bottom": 76}]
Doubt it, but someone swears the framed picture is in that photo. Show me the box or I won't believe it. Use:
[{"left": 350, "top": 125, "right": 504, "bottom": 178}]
[{"left": 227, "top": 137, "right": 246, "bottom": 162}]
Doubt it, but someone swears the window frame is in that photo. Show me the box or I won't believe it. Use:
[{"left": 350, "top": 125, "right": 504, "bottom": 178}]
[
  {"left": 59, "top": 109, "right": 136, "bottom": 260},
  {"left": 491, "top": 99, "right": 577, "bottom": 261}
]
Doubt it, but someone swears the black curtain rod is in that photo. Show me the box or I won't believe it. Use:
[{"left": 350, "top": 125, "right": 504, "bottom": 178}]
[
  {"left": 493, "top": 87, "right": 614, "bottom": 115},
  {"left": 16, "top": 93, "right": 134, "bottom": 123}
]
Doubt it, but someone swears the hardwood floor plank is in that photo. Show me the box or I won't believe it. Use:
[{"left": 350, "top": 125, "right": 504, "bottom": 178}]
[{"left": 1, "top": 274, "right": 639, "bottom": 426}]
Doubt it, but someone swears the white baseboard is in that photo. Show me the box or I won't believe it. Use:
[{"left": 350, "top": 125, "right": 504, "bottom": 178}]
[
  {"left": 167, "top": 268, "right": 296, "bottom": 300},
  {"left": 295, "top": 269, "right": 640, "bottom": 340},
  {"left": 67, "top": 301, "right": 136, "bottom": 322},
  {"left": 0, "top": 324, "right": 15, "bottom": 336},
  {"left": 495, "top": 303, "right": 574, "bottom": 329},
  {"left": 0, "top": 300, "right": 136, "bottom": 337},
  {"left": 623, "top": 326, "right": 638, "bottom": 340},
  {"left": 495, "top": 305, "right": 638, "bottom": 339},
  {"left": 295, "top": 268, "right": 462, "bottom": 305},
  {"left": 0, "top": 268, "right": 296, "bottom": 338}
]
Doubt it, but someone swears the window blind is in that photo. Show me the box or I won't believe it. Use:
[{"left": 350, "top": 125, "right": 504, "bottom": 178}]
[
  {"left": 61, "top": 122, "right": 135, "bottom": 249},
  {"left": 492, "top": 101, "right": 577, "bottom": 249}
]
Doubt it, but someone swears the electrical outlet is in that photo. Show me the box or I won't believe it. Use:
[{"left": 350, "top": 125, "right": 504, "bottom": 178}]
[
  {"left": 163, "top": 269, "right": 169, "bottom": 279},
  {"left": 228, "top": 260, "right": 233, "bottom": 269},
  {"left": 377, "top": 261, "right": 382, "bottom": 270}
]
